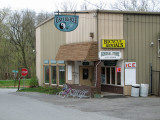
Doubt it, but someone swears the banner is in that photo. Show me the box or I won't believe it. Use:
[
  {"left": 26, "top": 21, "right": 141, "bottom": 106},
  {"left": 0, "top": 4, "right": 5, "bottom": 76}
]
[{"left": 54, "top": 15, "right": 79, "bottom": 32}]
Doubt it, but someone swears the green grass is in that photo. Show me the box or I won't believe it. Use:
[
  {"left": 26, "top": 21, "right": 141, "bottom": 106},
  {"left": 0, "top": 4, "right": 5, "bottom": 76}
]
[
  {"left": 0, "top": 79, "right": 31, "bottom": 88},
  {"left": 18, "top": 86, "right": 62, "bottom": 94}
]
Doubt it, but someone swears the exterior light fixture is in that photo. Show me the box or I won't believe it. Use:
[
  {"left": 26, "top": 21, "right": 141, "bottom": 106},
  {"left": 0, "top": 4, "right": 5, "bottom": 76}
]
[
  {"left": 89, "top": 32, "right": 94, "bottom": 38},
  {"left": 150, "top": 42, "right": 154, "bottom": 46}
]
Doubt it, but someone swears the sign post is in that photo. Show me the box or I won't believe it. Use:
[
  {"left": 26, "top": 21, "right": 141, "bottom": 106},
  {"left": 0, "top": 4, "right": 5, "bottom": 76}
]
[
  {"left": 12, "top": 70, "right": 18, "bottom": 87},
  {"left": 18, "top": 68, "right": 28, "bottom": 90}
]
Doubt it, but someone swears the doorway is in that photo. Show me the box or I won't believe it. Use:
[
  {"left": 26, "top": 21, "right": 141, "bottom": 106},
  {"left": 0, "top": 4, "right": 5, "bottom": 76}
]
[{"left": 79, "top": 66, "right": 93, "bottom": 86}]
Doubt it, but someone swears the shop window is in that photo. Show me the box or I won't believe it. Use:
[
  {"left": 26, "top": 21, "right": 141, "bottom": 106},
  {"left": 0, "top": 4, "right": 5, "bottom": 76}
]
[
  {"left": 117, "top": 72, "right": 121, "bottom": 85},
  {"left": 44, "top": 66, "right": 49, "bottom": 84},
  {"left": 117, "top": 67, "right": 121, "bottom": 85},
  {"left": 59, "top": 66, "right": 65, "bottom": 85},
  {"left": 51, "top": 60, "right": 56, "bottom": 64},
  {"left": 44, "top": 60, "right": 49, "bottom": 64},
  {"left": 58, "top": 61, "right": 65, "bottom": 64},
  {"left": 51, "top": 66, "right": 56, "bottom": 84},
  {"left": 106, "top": 67, "right": 110, "bottom": 84},
  {"left": 83, "top": 68, "right": 89, "bottom": 79},
  {"left": 101, "top": 67, "right": 105, "bottom": 84},
  {"left": 111, "top": 67, "right": 115, "bottom": 84}
]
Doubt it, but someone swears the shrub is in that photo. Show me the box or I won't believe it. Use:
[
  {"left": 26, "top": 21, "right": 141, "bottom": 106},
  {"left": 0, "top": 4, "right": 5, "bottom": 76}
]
[{"left": 29, "top": 76, "right": 38, "bottom": 87}]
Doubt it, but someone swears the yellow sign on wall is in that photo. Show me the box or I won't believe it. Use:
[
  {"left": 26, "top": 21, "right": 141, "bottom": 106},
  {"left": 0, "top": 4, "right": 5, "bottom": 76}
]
[{"left": 102, "top": 39, "right": 125, "bottom": 48}]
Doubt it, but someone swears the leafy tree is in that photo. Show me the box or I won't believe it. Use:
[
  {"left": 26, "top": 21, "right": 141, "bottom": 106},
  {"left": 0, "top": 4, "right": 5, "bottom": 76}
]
[{"left": 8, "top": 10, "right": 36, "bottom": 77}]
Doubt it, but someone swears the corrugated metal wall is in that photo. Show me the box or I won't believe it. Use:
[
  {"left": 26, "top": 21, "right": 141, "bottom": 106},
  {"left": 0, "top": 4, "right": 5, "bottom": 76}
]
[
  {"left": 36, "top": 18, "right": 66, "bottom": 85},
  {"left": 98, "top": 13, "right": 124, "bottom": 52},
  {"left": 66, "top": 13, "right": 97, "bottom": 44},
  {"left": 124, "top": 14, "right": 160, "bottom": 95},
  {"left": 40, "top": 19, "right": 66, "bottom": 59}
]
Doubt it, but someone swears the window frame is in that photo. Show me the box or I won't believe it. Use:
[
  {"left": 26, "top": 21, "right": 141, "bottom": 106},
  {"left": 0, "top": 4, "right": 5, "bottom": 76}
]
[
  {"left": 51, "top": 65, "right": 57, "bottom": 85},
  {"left": 101, "top": 66, "right": 122, "bottom": 86},
  {"left": 58, "top": 65, "right": 66, "bottom": 86},
  {"left": 43, "top": 60, "right": 66, "bottom": 86},
  {"left": 158, "top": 39, "right": 160, "bottom": 57},
  {"left": 43, "top": 65, "right": 50, "bottom": 85}
]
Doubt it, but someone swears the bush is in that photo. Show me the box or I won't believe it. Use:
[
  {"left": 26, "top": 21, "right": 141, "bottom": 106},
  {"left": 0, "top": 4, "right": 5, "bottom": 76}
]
[
  {"left": 18, "top": 86, "right": 62, "bottom": 95},
  {"left": 29, "top": 76, "right": 38, "bottom": 87}
]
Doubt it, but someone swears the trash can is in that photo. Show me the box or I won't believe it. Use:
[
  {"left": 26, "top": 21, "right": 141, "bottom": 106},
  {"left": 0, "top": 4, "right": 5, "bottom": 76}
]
[
  {"left": 140, "top": 84, "right": 149, "bottom": 97},
  {"left": 131, "top": 84, "right": 140, "bottom": 97}
]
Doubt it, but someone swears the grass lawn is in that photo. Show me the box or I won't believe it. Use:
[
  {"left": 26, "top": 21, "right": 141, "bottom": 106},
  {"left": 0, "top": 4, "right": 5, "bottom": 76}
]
[
  {"left": 18, "top": 86, "right": 62, "bottom": 94},
  {"left": 0, "top": 79, "right": 31, "bottom": 88}
]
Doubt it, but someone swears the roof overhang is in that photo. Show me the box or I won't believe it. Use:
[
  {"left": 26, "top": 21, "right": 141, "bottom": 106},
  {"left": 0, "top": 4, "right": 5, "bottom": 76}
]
[{"left": 55, "top": 42, "right": 98, "bottom": 61}]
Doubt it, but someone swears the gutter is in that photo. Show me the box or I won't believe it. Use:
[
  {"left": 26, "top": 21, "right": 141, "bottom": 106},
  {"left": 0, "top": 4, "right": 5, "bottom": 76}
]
[{"left": 95, "top": 60, "right": 101, "bottom": 87}]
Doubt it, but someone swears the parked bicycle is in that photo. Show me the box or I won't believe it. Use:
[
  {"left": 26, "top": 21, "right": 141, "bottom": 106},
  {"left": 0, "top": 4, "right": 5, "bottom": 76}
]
[
  {"left": 58, "top": 84, "right": 90, "bottom": 99},
  {"left": 59, "top": 87, "right": 73, "bottom": 98}
]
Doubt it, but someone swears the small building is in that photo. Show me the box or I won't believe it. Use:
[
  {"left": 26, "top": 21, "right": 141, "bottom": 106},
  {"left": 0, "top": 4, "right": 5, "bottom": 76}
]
[{"left": 36, "top": 10, "right": 160, "bottom": 95}]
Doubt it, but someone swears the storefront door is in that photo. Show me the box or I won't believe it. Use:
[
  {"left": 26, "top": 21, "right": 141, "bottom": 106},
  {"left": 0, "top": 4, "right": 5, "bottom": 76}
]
[{"left": 79, "top": 66, "right": 93, "bottom": 86}]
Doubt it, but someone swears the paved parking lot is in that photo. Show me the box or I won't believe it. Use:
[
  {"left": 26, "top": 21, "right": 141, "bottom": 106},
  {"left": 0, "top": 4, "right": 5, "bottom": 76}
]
[{"left": 1, "top": 89, "right": 160, "bottom": 120}]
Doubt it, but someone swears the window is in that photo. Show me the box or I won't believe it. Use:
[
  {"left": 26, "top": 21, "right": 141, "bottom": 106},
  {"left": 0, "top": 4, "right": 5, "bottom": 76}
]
[
  {"left": 117, "top": 72, "right": 121, "bottom": 85},
  {"left": 83, "top": 68, "right": 89, "bottom": 79},
  {"left": 101, "top": 67, "right": 105, "bottom": 84},
  {"left": 44, "top": 66, "right": 49, "bottom": 84},
  {"left": 158, "top": 39, "right": 160, "bottom": 57},
  {"left": 106, "top": 67, "right": 110, "bottom": 84},
  {"left": 111, "top": 67, "right": 115, "bottom": 84},
  {"left": 59, "top": 66, "right": 65, "bottom": 85},
  {"left": 51, "top": 66, "right": 56, "bottom": 84},
  {"left": 101, "top": 67, "right": 121, "bottom": 85}
]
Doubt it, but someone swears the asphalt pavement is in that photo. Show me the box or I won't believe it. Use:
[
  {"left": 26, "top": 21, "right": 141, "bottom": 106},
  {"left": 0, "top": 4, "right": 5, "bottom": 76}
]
[
  {"left": 0, "top": 88, "right": 160, "bottom": 120},
  {"left": 0, "top": 89, "right": 122, "bottom": 120}
]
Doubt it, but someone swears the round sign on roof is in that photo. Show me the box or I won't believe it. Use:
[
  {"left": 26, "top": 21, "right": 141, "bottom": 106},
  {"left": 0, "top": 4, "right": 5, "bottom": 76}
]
[{"left": 21, "top": 68, "right": 28, "bottom": 76}]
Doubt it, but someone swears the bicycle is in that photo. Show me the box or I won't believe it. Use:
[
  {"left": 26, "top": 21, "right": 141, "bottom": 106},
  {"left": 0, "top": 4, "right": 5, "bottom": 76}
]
[{"left": 59, "top": 87, "right": 73, "bottom": 98}]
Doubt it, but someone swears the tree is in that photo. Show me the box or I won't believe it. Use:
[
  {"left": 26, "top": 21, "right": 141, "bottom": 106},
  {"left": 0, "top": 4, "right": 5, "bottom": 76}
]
[
  {"left": 55, "top": 0, "right": 78, "bottom": 12},
  {"left": 36, "top": 11, "right": 54, "bottom": 25},
  {"left": 0, "top": 8, "right": 13, "bottom": 79},
  {"left": 82, "top": 0, "right": 108, "bottom": 10},
  {"left": 8, "top": 10, "right": 36, "bottom": 77},
  {"left": 112, "top": 0, "right": 160, "bottom": 11}
]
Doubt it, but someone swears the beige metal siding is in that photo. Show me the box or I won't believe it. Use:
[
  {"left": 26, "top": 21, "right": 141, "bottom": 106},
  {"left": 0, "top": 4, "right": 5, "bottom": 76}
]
[
  {"left": 36, "top": 18, "right": 66, "bottom": 86},
  {"left": 98, "top": 13, "right": 124, "bottom": 52},
  {"left": 66, "top": 13, "right": 97, "bottom": 44},
  {"left": 36, "top": 27, "right": 42, "bottom": 85},
  {"left": 124, "top": 15, "right": 160, "bottom": 95},
  {"left": 40, "top": 19, "right": 66, "bottom": 60}
]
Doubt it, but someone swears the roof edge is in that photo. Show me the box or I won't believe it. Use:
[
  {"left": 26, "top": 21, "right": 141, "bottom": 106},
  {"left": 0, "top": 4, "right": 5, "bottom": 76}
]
[
  {"left": 36, "top": 9, "right": 160, "bottom": 28},
  {"left": 35, "top": 16, "right": 54, "bottom": 28}
]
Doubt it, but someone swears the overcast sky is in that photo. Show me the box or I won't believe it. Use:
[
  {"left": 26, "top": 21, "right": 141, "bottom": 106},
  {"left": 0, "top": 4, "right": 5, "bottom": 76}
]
[{"left": 0, "top": 0, "right": 116, "bottom": 13}]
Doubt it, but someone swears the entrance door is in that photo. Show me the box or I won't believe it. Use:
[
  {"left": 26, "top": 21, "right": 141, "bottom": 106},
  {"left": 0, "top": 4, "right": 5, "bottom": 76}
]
[{"left": 79, "top": 66, "right": 93, "bottom": 86}]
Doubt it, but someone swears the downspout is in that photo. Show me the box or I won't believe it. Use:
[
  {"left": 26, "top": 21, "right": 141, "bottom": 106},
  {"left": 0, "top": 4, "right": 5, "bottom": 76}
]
[
  {"left": 95, "top": 60, "right": 101, "bottom": 87},
  {"left": 95, "top": 9, "right": 101, "bottom": 87}
]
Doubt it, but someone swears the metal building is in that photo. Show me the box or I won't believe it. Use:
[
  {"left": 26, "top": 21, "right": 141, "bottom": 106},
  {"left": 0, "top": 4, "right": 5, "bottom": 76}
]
[{"left": 36, "top": 10, "right": 160, "bottom": 96}]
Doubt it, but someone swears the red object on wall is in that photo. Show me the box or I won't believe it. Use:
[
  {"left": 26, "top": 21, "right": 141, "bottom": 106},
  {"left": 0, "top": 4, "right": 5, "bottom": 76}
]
[
  {"left": 116, "top": 67, "right": 121, "bottom": 72},
  {"left": 21, "top": 68, "right": 28, "bottom": 76}
]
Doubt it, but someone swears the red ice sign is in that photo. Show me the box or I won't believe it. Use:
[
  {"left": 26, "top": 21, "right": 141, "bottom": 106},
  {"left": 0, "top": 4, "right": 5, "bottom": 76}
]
[{"left": 21, "top": 68, "right": 28, "bottom": 76}]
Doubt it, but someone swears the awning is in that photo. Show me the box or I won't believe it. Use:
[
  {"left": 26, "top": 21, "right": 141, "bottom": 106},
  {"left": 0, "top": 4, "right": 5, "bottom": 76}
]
[{"left": 55, "top": 42, "right": 98, "bottom": 61}]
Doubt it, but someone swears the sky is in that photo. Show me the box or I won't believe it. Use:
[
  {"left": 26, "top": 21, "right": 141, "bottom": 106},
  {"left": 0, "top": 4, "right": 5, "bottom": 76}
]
[{"left": 0, "top": 0, "right": 116, "bottom": 13}]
